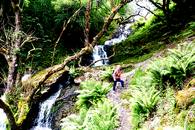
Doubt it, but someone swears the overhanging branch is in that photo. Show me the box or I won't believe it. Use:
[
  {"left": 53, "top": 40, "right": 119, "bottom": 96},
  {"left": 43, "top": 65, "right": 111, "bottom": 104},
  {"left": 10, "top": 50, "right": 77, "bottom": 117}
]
[
  {"left": 0, "top": 99, "right": 17, "bottom": 129},
  {"left": 51, "top": 6, "right": 83, "bottom": 65},
  {"left": 91, "top": 0, "right": 133, "bottom": 46}
]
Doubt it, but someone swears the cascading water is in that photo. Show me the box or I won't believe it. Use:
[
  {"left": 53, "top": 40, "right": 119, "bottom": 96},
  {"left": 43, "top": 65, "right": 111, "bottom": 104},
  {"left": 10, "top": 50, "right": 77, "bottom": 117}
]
[
  {"left": 93, "top": 45, "right": 109, "bottom": 66},
  {"left": 92, "top": 23, "right": 132, "bottom": 66},
  {"left": 104, "top": 23, "right": 131, "bottom": 46},
  {"left": 31, "top": 86, "right": 62, "bottom": 130},
  {"left": 0, "top": 108, "right": 7, "bottom": 130}
]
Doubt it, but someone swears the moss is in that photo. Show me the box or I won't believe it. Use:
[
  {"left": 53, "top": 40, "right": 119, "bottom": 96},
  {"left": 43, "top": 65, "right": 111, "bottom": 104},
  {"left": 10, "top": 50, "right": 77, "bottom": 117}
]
[
  {"left": 111, "top": 38, "right": 165, "bottom": 64},
  {"left": 29, "top": 64, "right": 69, "bottom": 87},
  {"left": 176, "top": 88, "right": 195, "bottom": 109},
  {"left": 16, "top": 99, "right": 29, "bottom": 125}
]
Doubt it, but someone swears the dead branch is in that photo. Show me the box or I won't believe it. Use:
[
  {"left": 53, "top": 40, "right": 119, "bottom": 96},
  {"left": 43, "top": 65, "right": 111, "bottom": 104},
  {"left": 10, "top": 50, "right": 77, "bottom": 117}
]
[
  {"left": 91, "top": 0, "right": 133, "bottom": 46},
  {"left": 148, "top": 0, "right": 163, "bottom": 10},
  {"left": 20, "top": 33, "right": 38, "bottom": 48},
  {"left": 136, "top": 2, "right": 161, "bottom": 19},
  {"left": 121, "top": 10, "right": 141, "bottom": 24},
  {"left": 51, "top": 6, "right": 83, "bottom": 65},
  {"left": 27, "top": 45, "right": 93, "bottom": 105}
]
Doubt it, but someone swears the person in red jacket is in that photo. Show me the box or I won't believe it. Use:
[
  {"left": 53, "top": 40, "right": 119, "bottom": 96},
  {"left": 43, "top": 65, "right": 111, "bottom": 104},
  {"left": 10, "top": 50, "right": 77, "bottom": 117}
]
[{"left": 112, "top": 65, "right": 124, "bottom": 91}]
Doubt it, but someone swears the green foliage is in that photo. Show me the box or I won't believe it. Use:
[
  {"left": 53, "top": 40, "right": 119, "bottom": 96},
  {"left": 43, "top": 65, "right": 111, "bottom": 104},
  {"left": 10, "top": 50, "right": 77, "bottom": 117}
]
[
  {"left": 130, "top": 68, "right": 147, "bottom": 87},
  {"left": 149, "top": 42, "right": 195, "bottom": 89},
  {"left": 112, "top": 15, "right": 166, "bottom": 64},
  {"left": 76, "top": 80, "right": 111, "bottom": 109},
  {"left": 100, "top": 67, "right": 114, "bottom": 81},
  {"left": 69, "top": 66, "right": 84, "bottom": 78},
  {"left": 169, "top": 22, "right": 195, "bottom": 42},
  {"left": 5, "top": 86, "right": 23, "bottom": 114},
  {"left": 131, "top": 86, "right": 160, "bottom": 129},
  {"left": 127, "top": 42, "right": 195, "bottom": 129},
  {"left": 155, "top": 87, "right": 176, "bottom": 125},
  {"left": 61, "top": 99, "right": 118, "bottom": 130},
  {"left": 83, "top": 100, "right": 118, "bottom": 130}
]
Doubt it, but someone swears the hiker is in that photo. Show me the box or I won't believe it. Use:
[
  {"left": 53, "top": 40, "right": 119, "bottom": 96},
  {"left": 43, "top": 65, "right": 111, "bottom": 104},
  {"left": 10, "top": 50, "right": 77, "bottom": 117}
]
[{"left": 112, "top": 65, "right": 124, "bottom": 91}]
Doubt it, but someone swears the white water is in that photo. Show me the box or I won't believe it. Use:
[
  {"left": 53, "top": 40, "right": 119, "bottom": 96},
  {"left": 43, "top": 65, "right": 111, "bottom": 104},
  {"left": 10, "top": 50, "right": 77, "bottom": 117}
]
[
  {"left": 0, "top": 109, "right": 7, "bottom": 130},
  {"left": 104, "top": 23, "right": 131, "bottom": 46},
  {"left": 31, "top": 87, "right": 62, "bottom": 130},
  {"left": 93, "top": 45, "right": 109, "bottom": 66},
  {"left": 93, "top": 24, "right": 131, "bottom": 66}
]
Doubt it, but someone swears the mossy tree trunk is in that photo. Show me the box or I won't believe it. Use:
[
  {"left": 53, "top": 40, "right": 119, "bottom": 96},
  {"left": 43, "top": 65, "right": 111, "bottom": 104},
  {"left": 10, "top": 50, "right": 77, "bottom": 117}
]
[{"left": 6, "top": 0, "right": 21, "bottom": 92}]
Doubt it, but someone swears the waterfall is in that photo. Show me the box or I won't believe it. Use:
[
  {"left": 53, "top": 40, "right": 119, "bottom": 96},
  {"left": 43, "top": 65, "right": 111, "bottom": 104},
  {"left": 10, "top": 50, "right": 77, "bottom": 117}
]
[
  {"left": 92, "top": 23, "right": 132, "bottom": 66},
  {"left": 0, "top": 109, "right": 7, "bottom": 130},
  {"left": 93, "top": 45, "right": 109, "bottom": 66},
  {"left": 31, "top": 86, "right": 62, "bottom": 130},
  {"left": 104, "top": 23, "right": 131, "bottom": 46}
]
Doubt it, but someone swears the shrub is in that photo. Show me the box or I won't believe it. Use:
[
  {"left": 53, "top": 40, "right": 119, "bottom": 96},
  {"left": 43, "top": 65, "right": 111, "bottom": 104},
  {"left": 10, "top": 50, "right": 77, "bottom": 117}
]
[
  {"left": 149, "top": 42, "right": 195, "bottom": 89},
  {"left": 76, "top": 80, "right": 111, "bottom": 109},
  {"left": 100, "top": 67, "right": 113, "bottom": 81},
  {"left": 69, "top": 66, "right": 84, "bottom": 78},
  {"left": 61, "top": 99, "right": 118, "bottom": 130},
  {"left": 131, "top": 86, "right": 160, "bottom": 129},
  {"left": 83, "top": 100, "right": 119, "bottom": 130}
]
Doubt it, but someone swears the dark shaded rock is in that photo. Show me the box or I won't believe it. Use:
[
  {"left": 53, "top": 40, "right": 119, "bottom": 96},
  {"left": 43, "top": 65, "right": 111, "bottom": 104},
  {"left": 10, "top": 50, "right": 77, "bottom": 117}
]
[
  {"left": 103, "top": 45, "right": 113, "bottom": 57},
  {"left": 80, "top": 53, "right": 94, "bottom": 66},
  {"left": 51, "top": 84, "right": 79, "bottom": 130}
]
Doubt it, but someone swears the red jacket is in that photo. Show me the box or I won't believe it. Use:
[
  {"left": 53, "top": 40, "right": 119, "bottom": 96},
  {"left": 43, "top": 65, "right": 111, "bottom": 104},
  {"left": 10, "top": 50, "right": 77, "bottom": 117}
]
[{"left": 113, "top": 69, "right": 122, "bottom": 80}]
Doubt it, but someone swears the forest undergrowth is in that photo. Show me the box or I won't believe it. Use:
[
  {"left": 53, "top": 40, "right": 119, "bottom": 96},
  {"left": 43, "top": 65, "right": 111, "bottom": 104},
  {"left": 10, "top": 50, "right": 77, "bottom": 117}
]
[{"left": 61, "top": 34, "right": 195, "bottom": 130}]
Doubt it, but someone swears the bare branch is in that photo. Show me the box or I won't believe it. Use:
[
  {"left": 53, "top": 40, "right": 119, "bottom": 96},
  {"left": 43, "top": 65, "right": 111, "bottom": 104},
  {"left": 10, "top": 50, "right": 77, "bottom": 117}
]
[
  {"left": 136, "top": 2, "right": 161, "bottom": 19},
  {"left": 148, "top": 0, "right": 163, "bottom": 10},
  {"left": 51, "top": 6, "right": 83, "bottom": 65},
  {"left": 121, "top": 10, "right": 141, "bottom": 24},
  {"left": 91, "top": 0, "right": 133, "bottom": 46},
  {"left": 20, "top": 33, "right": 38, "bottom": 48}
]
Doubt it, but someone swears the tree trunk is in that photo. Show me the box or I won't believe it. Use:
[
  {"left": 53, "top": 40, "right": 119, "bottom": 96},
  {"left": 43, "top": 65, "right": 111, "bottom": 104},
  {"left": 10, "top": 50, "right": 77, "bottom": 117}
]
[
  {"left": 0, "top": 99, "right": 18, "bottom": 130},
  {"left": 6, "top": 1, "right": 21, "bottom": 91},
  {"left": 6, "top": 55, "right": 18, "bottom": 91}
]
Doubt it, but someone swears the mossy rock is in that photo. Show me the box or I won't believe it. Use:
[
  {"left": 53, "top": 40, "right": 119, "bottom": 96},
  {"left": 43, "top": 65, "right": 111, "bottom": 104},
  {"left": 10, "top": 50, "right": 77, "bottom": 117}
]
[
  {"left": 21, "top": 64, "right": 69, "bottom": 95},
  {"left": 29, "top": 64, "right": 69, "bottom": 86}
]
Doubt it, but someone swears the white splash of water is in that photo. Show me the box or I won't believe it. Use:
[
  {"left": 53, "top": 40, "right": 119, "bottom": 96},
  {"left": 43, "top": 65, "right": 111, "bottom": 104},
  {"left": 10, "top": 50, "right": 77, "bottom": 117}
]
[
  {"left": 93, "top": 45, "right": 109, "bottom": 66},
  {"left": 31, "top": 87, "right": 62, "bottom": 130},
  {"left": 93, "top": 24, "right": 131, "bottom": 66},
  {"left": 0, "top": 109, "right": 7, "bottom": 130},
  {"left": 104, "top": 24, "right": 131, "bottom": 46}
]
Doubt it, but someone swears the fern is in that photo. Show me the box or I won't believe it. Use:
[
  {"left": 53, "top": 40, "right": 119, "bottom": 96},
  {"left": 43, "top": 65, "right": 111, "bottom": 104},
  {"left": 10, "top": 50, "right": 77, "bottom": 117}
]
[
  {"left": 149, "top": 42, "right": 195, "bottom": 89},
  {"left": 61, "top": 99, "right": 118, "bottom": 130},
  {"left": 131, "top": 86, "right": 160, "bottom": 129},
  {"left": 76, "top": 80, "right": 111, "bottom": 109},
  {"left": 83, "top": 100, "right": 118, "bottom": 130}
]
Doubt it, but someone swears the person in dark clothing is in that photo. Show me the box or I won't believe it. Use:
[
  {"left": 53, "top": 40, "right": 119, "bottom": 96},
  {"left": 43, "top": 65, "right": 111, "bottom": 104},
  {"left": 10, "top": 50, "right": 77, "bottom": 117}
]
[{"left": 112, "top": 65, "right": 124, "bottom": 91}]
